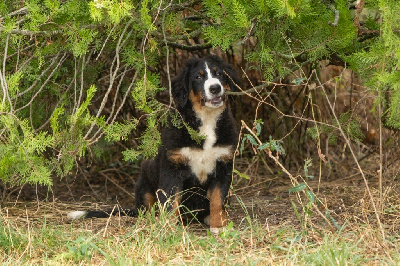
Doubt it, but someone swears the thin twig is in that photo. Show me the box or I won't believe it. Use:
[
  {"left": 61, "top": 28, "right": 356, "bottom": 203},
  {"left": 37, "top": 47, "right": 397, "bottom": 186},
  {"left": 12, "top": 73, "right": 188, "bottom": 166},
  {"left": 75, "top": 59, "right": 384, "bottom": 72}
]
[
  {"left": 8, "top": 7, "right": 28, "bottom": 17},
  {"left": 89, "top": 70, "right": 138, "bottom": 145},
  {"left": 2, "top": 34, "right": 13, "bottom": 111},
  {"left": 96, "top": 24, "right": 117, "bottom": 61},
  {"left": 89, "top": 67, "right": 128, "bottom": 142},
  {"left": 226, "top": 82, "right": 270, "bottom": 96},
  {"left": 99, "top": 172, "right": 135, "bottom": 200},
  {"left": 161, "top": 2, "right": 174, "bottom": 107},
  {"left": 166, "top": 41, "right": 212, "bottom": 51}
]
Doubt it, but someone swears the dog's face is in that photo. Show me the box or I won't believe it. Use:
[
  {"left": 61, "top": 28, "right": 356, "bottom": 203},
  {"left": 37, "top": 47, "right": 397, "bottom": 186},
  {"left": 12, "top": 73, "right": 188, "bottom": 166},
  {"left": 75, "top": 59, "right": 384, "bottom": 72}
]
[
  {"left": 190, "top": 61, "right": 228, "bottom": 108},
  {"left": 172, "top": 55, "right": 240, "bottom": 110}
]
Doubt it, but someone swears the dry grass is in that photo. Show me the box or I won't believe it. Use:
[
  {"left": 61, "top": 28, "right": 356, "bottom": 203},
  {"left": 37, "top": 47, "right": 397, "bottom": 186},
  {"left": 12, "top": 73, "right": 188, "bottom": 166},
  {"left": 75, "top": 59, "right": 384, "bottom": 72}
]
[{"left": 1, "top": 171, "right": 400, "bottom": 265}]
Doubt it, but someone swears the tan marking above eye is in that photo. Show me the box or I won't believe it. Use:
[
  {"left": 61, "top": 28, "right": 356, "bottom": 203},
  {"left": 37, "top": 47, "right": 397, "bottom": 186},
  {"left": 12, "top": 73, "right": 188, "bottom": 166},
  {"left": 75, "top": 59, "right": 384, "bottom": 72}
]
[
  {"left": 199, "top": 70, "right": 205, "bottom": 76},
  {"left": 212, "top": 66, "right": 217, "bottom": 72}
]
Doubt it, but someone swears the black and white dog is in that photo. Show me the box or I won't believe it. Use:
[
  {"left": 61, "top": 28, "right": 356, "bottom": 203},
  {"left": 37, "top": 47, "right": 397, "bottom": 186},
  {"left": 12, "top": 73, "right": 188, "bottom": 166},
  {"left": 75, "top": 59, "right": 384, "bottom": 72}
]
[{"left": 68, "top": 55, "right": 240, "bottom": 233}]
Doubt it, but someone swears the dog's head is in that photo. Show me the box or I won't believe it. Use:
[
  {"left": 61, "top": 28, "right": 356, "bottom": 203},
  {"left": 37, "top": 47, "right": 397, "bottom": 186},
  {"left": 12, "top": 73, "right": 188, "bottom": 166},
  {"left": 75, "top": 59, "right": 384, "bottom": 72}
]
[{"left": 171, "top": 55, "right": 240, "bottom": 110}]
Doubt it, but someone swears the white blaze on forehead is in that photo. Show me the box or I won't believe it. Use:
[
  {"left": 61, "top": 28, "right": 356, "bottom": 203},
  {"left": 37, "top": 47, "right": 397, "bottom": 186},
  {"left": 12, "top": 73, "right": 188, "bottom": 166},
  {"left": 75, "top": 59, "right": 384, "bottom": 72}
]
[
  {"left": 204, "top": 62, "right": 223, "bottom": 100},
  {"left": 205, "top": 62, "right": 212, "bottom": 79}
]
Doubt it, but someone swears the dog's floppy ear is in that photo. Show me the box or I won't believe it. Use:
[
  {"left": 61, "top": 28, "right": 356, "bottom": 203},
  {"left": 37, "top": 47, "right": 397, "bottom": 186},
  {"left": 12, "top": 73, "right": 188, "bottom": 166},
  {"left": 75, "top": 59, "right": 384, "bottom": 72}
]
[
  {"left": 171, "top": 61, "right": 193, "bottom": 109},
  {"left": 223, "top": 61, "right": 241, "bottom": 92}
]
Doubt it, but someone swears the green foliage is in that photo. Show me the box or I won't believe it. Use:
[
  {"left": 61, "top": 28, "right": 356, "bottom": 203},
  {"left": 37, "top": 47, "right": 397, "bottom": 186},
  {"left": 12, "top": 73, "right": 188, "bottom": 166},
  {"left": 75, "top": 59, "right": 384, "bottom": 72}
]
[
  {"left": 240, "top": 119, "right": 285, "bottom": 155},
  {"left": 1, "top": 0, "right": 400, "bottom": 189},
  {"left": 104, "top": 118, "right": 138, "bottom": 142},
  {"left": 132, "top": 73, "right": 164, "bottom": 113},
  {"left": 123, "top": 116, "right": 161, "bottom": 162},
  {"left": 203, "top": 0, "right": 251, "bottom": 50},
  {"left": 169, "top": 111, "right": 206, "bottom": 144},
  {"left": 89, "top": 0, "right": 134, "bottom": 24},
  {"left": 0, "top": 115, "right": 53, "bottom": 186},
  {"left": 346, "top": 0, "right": 400, "bottom": 130}
]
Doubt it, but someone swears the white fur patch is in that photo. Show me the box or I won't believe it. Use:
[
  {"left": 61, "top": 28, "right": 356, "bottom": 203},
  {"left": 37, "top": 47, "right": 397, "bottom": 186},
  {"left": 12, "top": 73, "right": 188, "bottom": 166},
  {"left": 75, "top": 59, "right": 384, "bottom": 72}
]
[
  {"left": 180, "top": 145, "right": 231, "bottom": 184},
  {"left": 204, "top": 62, "right": 224, "bottom": 108},
  {"left": 198, "top": 106, "right": 223, "bottom": 150},
  {"left": 210, "top": 227, "right": 220, "bottom": 235},
  {"left": 67, "top": 210, "right": 87, "bottom": 220},
  {"left": 204, "top": 215, "right": 210, "bottom": 226}
]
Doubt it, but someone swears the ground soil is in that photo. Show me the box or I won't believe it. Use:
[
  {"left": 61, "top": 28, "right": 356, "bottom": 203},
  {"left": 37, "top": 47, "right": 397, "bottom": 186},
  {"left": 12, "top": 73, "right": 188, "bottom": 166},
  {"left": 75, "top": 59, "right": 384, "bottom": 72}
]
[{"left": 2, "top": 153, "right": 400, "bottom": 238}]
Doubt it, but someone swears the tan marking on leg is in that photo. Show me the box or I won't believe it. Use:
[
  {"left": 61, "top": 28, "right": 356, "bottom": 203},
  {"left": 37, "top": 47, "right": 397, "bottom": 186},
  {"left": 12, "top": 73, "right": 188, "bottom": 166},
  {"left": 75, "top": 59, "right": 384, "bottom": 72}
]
[
  {"left": 208, "top": 187, "right": 227, "bottom": 230},
  {"left": 143, "top": 192, "right": 156, "bottom": 210},
  {"left": 172, "top": 194, "right": 182, "bottom": 223}
]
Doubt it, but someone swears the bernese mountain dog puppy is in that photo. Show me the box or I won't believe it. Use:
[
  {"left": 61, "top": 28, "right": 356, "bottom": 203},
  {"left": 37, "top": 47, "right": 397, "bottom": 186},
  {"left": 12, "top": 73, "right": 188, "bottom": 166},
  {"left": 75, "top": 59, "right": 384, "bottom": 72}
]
[{"left": 68, "top": 55, "right": 240, "bottom": 234}]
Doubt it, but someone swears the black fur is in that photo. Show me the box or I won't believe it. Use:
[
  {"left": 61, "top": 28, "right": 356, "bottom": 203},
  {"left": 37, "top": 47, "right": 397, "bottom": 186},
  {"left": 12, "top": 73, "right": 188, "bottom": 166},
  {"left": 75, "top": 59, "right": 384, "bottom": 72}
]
[{"left": 70, "top": 55, "right": 240, "bottom": 230}]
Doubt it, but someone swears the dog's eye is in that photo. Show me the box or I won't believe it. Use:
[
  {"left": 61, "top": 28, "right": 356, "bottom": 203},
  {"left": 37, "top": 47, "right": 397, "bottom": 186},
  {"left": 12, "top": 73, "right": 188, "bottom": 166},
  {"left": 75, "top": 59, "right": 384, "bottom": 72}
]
[
  {"left": 216, "top": 72, "right": 222, "bottom": 77},
  {"left": 196, "top": 75, "right": 203, "bottom": 80}
]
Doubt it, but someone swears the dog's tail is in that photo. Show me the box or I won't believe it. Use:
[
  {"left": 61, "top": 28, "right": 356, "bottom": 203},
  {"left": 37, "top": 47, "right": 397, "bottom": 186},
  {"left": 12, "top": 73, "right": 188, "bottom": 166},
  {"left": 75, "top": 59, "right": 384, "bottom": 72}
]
[{"left": 67, "top": 207, "right": 138, "bottom": 220}]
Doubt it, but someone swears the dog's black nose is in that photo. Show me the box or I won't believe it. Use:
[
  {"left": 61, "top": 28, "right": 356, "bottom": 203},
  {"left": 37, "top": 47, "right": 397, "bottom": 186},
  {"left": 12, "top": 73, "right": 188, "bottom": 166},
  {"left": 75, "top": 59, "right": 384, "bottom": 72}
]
[{"left": 209, "top": 84, "right": 221, "bottom": 95}]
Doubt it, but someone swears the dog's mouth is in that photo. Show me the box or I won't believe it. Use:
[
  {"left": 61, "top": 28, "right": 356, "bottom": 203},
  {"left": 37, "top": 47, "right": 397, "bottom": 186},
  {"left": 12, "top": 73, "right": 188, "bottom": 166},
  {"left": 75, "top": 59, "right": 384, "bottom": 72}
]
[{"left": 206, "top": 95, "right": 225, "bottom": 107}]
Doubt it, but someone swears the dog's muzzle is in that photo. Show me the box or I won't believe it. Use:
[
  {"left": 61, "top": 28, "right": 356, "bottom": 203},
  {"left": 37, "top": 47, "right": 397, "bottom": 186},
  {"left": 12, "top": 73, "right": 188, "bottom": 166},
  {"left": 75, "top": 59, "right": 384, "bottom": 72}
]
[{"left": 205, "top": 84, "right": 225, "bottom": 107}]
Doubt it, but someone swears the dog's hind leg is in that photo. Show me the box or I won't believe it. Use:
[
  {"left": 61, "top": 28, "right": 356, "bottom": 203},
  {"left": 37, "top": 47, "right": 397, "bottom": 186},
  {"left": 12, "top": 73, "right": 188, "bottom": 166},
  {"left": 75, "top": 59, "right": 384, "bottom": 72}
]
[
  {"left": 134, "top": 160, "right": 157, "bottom": 212},
  {"left": 156, "top": 185, "right": 182, "bottom": 217}
]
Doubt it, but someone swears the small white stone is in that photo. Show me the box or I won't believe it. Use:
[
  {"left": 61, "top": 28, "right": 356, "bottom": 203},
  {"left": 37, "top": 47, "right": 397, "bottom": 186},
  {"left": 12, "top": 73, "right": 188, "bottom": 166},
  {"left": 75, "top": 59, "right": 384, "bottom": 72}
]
[{"left": 67, "top": 210, "right": 87, "bottom": 220}]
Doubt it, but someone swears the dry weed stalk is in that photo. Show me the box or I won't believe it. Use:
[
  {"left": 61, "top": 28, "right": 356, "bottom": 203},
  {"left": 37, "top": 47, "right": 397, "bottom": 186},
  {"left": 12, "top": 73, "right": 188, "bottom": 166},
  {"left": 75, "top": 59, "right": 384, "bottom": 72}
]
[
  {"left": 240, "top": 120, "right": 336, "bottom": 231},
  {"left": 314, "top": 70, "right": 385, "bottom": 240}
]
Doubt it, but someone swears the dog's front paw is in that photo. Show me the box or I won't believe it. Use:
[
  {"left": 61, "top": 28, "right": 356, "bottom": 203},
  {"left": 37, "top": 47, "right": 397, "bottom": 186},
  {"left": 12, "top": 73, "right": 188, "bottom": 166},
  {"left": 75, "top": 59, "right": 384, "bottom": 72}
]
[{"left": 209, "top": 227, "right": 221, "bottom": 235}]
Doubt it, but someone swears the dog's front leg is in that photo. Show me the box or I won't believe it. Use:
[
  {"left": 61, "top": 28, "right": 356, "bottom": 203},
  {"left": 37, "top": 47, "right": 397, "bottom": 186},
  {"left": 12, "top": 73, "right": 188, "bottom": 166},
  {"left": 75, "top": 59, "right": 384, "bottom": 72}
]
[{"left": 207, "top": 185, "right": 228, "bottom": 234}]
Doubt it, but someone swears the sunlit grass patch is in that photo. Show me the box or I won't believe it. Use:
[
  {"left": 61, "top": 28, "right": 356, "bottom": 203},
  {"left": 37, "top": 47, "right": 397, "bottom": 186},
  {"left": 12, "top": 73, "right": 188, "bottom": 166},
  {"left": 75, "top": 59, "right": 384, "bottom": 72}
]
[{"left": 1, "top": 190, "right": 400, "bottom": 264}]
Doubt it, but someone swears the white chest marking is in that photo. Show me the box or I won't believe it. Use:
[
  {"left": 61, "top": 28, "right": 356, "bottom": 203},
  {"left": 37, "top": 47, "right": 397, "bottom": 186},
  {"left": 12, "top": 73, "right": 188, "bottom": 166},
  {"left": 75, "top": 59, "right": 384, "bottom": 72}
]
[
  {"left": 180, "top": 146, "right": 231, "bottom": 184},
  {"left": 180, "top": 106, "right": 231, "bottom": 184},
  {"left": 198, "top": 107, "right": 220, "bottom": 150}
]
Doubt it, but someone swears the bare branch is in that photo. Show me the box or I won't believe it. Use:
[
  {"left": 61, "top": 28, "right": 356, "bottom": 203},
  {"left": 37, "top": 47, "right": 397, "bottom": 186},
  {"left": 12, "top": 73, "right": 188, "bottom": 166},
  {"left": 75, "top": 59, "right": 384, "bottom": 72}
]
[
  {"left": 90, "top": 70, "right": 139, "bottom": 145},
  {"left": 8, "top": 7, "right": 28, "bottom": 17},
  {"left": 166, "top": 41, "right": 212, "bottom": 51},
  {"left": 1, "top": 34, "right": 13, "bottom": 112},
  {"left": 226, "top": 82, "right": 270, "bottom": 96},
  {"left": 151, "top": 28, "right": 202, "bottom": 42},
  {"left": 84, "top": 20, "right": 134, "bottom": 140}
]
